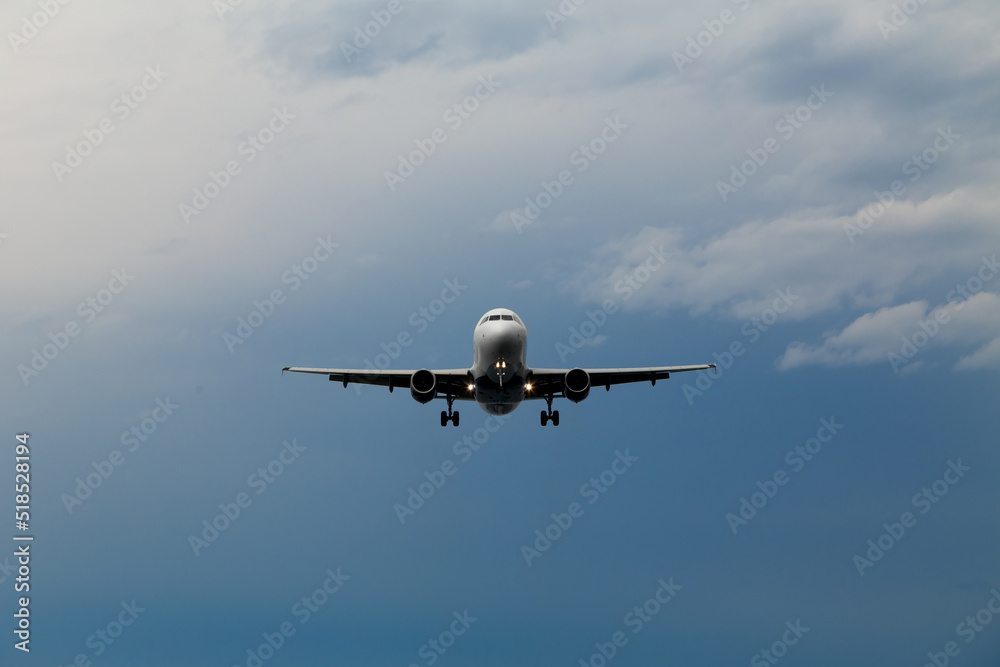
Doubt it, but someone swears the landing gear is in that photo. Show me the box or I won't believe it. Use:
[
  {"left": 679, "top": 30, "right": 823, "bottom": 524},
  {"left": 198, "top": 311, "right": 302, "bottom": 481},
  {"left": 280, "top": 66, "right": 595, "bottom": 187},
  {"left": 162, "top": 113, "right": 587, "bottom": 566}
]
[
  {"left": 540, "top": 395, "right": 559, "bottom": 426},
  {"left": 440, "top": 395, "right": 459, "bottom": 427}
]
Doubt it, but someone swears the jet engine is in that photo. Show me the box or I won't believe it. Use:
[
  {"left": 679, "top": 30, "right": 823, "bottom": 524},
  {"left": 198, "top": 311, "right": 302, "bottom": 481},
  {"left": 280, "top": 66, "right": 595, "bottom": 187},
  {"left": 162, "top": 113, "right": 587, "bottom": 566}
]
[
  {"left": 563, "top": 368, "right": 591, "bottom": 403},
  {"left": 410, "top": 369, "right": 437, "bottom": 404}
]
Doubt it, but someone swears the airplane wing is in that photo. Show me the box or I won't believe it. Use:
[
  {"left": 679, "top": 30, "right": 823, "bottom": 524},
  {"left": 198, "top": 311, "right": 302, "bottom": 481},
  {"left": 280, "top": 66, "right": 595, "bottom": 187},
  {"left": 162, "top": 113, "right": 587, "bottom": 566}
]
[
  {"left": 281, "top": 367, "right": 476, "bottom": 399},
  {"left": 524, "top": 364, "right": 715, "bottom": 398}
]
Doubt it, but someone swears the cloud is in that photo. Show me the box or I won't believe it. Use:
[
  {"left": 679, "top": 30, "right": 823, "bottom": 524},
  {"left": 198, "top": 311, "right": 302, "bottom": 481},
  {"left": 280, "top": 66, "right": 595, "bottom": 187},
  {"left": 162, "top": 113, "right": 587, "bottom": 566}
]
[
  {"left": 563, "top": 185, "right": 1000, "bottom": 321},
  {"left": 955, "top": 337, "right": 1000, "bottom": 370},
  {"left": 483, "top": 208, "right": 522, "bottom": 233},
  {"left": 4, "top": 0, "right": 1000, "bottom": 385},
  {"left": 258, "top": 0, "right": 551, "bottom": 79},
  {"left": 778, "top": 292, "right": 1000, "bottom": 371},
  {"left": 777, "top": 300, "right": 930, "bottom": 370}
]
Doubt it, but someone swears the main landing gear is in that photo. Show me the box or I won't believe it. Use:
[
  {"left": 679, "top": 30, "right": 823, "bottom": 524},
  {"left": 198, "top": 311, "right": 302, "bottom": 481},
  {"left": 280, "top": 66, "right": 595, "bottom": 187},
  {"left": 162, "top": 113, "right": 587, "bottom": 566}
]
[
  {"left": 540, "top": 394, "right": 559, "bottom": 426},
  {"left": 440, "top": 395, "right": 459, "bottom": 427}
]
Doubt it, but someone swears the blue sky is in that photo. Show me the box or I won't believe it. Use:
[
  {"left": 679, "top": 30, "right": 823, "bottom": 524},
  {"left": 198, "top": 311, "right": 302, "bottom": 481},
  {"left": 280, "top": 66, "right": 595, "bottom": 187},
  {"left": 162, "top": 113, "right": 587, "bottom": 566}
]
[{"left": 2, "top": 0, "right": 1000, "bottom": 665}]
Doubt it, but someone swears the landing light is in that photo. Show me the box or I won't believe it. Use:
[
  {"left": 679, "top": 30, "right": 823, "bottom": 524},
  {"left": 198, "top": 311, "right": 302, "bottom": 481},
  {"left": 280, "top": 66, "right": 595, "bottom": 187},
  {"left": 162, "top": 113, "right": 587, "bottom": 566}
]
[
  {"left": 525, "top": 383, "right": 532, "bottom": 392},
  {"left": 467, "top": 384, "right": 474, "bottom": 391}
]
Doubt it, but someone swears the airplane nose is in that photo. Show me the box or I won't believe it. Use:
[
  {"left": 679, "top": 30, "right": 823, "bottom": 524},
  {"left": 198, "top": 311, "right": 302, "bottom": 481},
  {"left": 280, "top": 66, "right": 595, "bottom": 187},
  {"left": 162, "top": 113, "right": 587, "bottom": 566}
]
[{"left": 495, "top": 326, "right": 522, "bottom": 353}]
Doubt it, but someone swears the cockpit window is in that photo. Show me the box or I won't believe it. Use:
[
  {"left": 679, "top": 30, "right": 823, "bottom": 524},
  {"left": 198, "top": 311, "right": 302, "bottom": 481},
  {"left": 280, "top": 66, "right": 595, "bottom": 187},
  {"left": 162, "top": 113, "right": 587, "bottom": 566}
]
[
  {"left": 512, "top": 314, "right": 523, "bottom": 325},
  {"left": 488, "top": 314, "right": 501, "bottom": 321},
  {"left": 501, "top": 314, "right": 513, "bottom": 320},
  {"left": 480, "top": 316, "right": 489, "bottom": 325}
]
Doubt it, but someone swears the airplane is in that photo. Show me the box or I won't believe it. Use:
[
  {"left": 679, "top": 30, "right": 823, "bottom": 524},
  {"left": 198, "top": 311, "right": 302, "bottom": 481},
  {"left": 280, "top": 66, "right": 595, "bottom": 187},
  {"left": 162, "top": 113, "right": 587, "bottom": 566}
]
[{"left": 282, "top": 307, "right": 716, "bottom": 426}]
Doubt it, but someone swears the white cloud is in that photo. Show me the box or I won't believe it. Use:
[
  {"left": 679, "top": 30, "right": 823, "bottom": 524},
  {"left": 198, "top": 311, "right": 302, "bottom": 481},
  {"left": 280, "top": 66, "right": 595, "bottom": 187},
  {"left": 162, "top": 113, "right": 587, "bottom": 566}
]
[
  {"left": 565, "top": 186, "right": 1000, "bottom": 322},
  {"left": 956, "top": 337, "right": 1000, "bottom": 370},
  {"left": 4, "top": 0, "right": 1000, "bottom": 386},
  {"left": 778, "top": 292, "right": 1000, "bottom": 372},
  {"left": 778, "top": 300, "right": 929, "bottom": 369}
]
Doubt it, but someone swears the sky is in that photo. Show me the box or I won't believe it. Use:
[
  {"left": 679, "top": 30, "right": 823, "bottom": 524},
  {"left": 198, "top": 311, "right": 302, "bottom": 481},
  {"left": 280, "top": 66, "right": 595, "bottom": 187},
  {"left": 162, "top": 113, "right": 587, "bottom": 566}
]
[{"left": 2, "top": 0, "right": 999, "bottom": 665}]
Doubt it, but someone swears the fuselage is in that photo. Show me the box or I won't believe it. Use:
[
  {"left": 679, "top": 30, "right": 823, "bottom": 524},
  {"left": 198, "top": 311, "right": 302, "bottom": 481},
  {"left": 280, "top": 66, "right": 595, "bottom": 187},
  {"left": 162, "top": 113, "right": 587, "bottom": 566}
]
[{"left": 470, "top": 308, "right": 529, "bottom": 415}]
